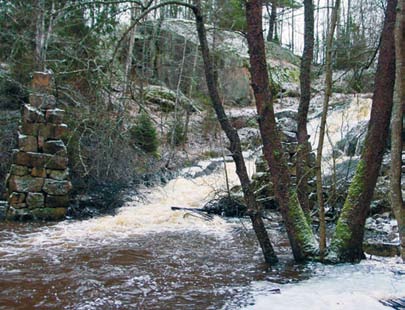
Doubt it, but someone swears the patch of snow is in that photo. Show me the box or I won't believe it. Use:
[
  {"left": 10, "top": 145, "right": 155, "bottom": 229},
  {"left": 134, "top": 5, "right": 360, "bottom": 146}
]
[{"left": 238, "top": 258, "right": 405, "bottom": 310}]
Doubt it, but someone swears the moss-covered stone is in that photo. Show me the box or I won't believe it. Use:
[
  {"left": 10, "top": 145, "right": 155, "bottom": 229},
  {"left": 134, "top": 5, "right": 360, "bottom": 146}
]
[
  {"left": 6, "top": 207, "right": 33, "bottom": 221},
  {"left": 144, "top": 85, "right": 199, "bottom": 113},
  {"left": 47, "top": 169, "right": 69, "bottom": 180},
  {"left": 31, "top": 207, "right": 66, "bottom": 221},
  {"left": 363, "top": 242, "right": 400, "bottom": 257},
  {"left": 26, "top": 192, "right": 45, "bottom": 209},
  {"left": 8, "top": 175, "right": 44, "bottom": 192},
  {"left": 43, "top": 179, "right": 72, "bottom": 196},
  {"left": 9, "top": 164, "right": 29, "bottom": 176}
]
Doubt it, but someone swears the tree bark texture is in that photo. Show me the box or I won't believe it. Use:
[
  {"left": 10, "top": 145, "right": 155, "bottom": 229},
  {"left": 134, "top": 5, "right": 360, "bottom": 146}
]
[
  {"left": 329, "top": 0, "right": 397, "bottom": 262},
  {"left": 391, "top": 0, "right": 405, "bottom": 261},
  {"left": 296, "top": 0, "right": 315, "bottom": 222},
  {"left": 245, "top": 0, "right": 318, "bottom": 262},
  {"left": 192, "top": 2, "right": 278, "bottom": 265}
]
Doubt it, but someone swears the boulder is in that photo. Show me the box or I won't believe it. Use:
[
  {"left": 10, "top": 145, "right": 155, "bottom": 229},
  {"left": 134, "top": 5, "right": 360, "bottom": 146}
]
[
  {"left": 144, "top": 85, "right": 199, "bottom": 112},
  {"left": 237, "top": 128, "right": 261, "bottom": 148},
  {"left": 363, "top": 242, "right": 400, "bottom": 257}
]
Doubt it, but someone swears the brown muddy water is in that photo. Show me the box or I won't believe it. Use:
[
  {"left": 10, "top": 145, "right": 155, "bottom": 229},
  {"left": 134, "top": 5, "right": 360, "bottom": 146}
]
[{"left": 1, "top": 161, "right": 404, "bottom": 310}]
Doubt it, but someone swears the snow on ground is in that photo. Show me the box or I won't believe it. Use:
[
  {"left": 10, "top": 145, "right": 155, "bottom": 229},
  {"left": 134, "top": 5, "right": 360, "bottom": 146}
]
[{"left": 239, "top": 258, "right": 405, "bottom": 310}]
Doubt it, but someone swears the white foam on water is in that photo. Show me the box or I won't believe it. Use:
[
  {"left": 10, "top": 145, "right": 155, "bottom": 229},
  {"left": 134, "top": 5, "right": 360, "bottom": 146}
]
[{"left": 0, "top": 160, "right": 255, "bottom": 256}]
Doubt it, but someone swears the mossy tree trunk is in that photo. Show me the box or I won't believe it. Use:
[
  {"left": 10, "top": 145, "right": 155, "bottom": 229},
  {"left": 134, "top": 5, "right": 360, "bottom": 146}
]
[
  {"left": 192, "top": 1, "right": 278, "bottom": 265},
  {"left": 329, "top": 0, "right": 397, "bottom": 262},
  {"left": 391, "top": 0, "right": 405, "bottom": 261},
  {"left": 315, "top": 0, "right": 341, "bottom": 260},
  {"left": 245, "top": 0, "right": 318, "bottom": 262},
  {"left": 296, "top": 0, "right": 314, "bottom": 222}
]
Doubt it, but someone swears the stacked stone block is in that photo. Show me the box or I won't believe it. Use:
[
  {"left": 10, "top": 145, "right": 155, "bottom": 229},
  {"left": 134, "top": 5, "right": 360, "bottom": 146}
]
[{"left": 6, "top": 72, "right": 71, "bottom": 221}]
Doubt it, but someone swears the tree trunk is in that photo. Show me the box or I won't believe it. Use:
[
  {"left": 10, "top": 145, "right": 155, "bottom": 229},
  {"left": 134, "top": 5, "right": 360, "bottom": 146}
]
[
  {"left": 123, "top": 5, "right": 136, "bottom": 97},
  {"left": 35, "top": 0, "right": 46, "bottom": 71},
  {"left": 192, "top": 2, "right": 278, "bottom": 265},
  {"left": 291, "top": 8, "right": 295, "bottom": 53},
  {"left": 391, "top": 0, "right": 405, "bottom": 261},
  {"left": 245, "top": 0, "right": 318, "bottom": 262},
  {"left": 329, "top": 0, "right": 397, "bottom": 262},
  {"left": 315, "top": 0, "right": 340, "bottom": 259},
  {"left": 296, "top": 0, "right": 314, "bottom": 223},
  {"left": 267, "top": 2, "right": 277, "bottom": 42}
]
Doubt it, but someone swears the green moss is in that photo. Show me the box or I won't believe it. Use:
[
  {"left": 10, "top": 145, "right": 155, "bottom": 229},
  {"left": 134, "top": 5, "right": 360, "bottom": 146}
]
[
  {"left": 288, "top": 190, "right": 318, "bottom": 255},
  {"left": 287, "top": 67, "right": 300, "bottom": 83},
  {"left": 347, "top": 159, "right": 366, "bottom": 200},
  {"left": 273, "top": 149, "right": 281, "bottom": 159},
  {"left": 332, "top": 221, "right": 351, "bottom": 247},
  {"left": 328, "top": 160, "right": 366, "bottom": 259}
]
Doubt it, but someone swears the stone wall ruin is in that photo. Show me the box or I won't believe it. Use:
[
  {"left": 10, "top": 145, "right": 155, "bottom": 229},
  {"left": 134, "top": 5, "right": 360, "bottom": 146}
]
[{"left": 5, "top": 71, "right": 71, "bottom": 220}]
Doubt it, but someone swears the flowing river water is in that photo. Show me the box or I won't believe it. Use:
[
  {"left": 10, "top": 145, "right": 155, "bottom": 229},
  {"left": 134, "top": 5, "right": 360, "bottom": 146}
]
[
  {"left": 1, "top": 96, "right": 405, "bottom": 309},
  {"left": 1, "top": 160, "right": 405, "bottom": 309}
]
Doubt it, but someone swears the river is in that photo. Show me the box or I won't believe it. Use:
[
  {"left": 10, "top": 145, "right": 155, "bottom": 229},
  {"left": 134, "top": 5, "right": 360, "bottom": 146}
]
[{"left": 1, "top": 159, "right": 405, "bottom": 309}]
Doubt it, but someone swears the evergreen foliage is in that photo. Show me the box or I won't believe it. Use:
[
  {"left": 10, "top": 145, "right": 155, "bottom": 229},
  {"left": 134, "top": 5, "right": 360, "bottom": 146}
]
[
  {"left": 131, "top": 112, "right": 159, "bottom": 155},
  {"left": 217, "top": 0, "right": 247, "bottom": 31}
]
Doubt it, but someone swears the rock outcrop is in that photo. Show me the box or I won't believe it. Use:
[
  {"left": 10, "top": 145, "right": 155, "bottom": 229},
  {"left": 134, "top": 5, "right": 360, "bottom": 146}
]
[{"left": 5, "top": 72, "right": 71, "bottom": 221}]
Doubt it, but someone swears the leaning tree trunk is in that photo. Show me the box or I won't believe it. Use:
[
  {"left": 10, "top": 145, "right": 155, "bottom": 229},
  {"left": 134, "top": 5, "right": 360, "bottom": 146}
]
[
  {"left": 329, "top": 0, "right": 397, "bottom": 262},
  {"left": 192, "top": 2, "right": 278, "bottom": 265},
  {"left": 245, "top": 0, "right": 318, "bottom": 262},
  {"left": 391, "top": 0, "right": 405, "bottom": 261},
  {"left": 296, "top": 0, "right": 314, "bottom": 222},
  {"left": 315, "top": 0, "right": 340, "bottom": 260}
]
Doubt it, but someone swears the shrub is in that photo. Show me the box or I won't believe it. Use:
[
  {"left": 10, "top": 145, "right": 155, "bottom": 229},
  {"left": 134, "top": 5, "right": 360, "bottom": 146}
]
[{"left": 130, "top": 112, "right": 159, "bottom": 154}]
